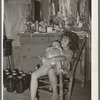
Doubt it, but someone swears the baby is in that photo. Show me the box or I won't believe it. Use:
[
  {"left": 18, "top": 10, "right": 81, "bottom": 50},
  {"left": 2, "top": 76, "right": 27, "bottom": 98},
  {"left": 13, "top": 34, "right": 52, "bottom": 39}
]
[{"left": 38, "top": 40, "right": 64, "bottom": 73}]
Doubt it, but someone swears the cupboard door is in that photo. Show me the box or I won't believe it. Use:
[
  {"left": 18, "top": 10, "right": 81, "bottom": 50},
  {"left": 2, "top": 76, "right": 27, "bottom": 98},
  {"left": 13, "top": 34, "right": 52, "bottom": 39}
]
[{"left": 20, "top": 44, "right": 49, "bottom": 72}]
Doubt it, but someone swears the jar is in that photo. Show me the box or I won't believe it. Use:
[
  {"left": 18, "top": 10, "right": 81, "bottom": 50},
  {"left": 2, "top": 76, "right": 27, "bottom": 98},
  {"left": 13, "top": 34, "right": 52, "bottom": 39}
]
[
  {"left": 5, "top": 68, "right": 11, "bottom": 73},
  {"left": 7, "top": 75, "right": 16, "bottom": 92},
  {"left": 16, "top": 76, "right": 25, "bottom": 93},
  {"left": 4, "top": 72, "right": 11, "bottom": 87},
  {"left": 12, "top": 69, "right": 19, "bottom": 74},
  {"left": 19, "top": 70, "right": 24, "bottom": 76},
  {"left": 21, "top": 73, "right": 28, "bottom": 90},
  {"left": 12, "top": 72, "right": 17, "bottom": 82}
]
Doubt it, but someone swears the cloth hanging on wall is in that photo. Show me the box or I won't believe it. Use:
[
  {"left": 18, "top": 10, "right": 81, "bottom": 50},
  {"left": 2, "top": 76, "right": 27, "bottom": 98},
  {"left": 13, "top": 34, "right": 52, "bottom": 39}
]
[
  {"left": 70, "top": 0, "right": 77, "bottom": 20},
  {"left": 42, "top": 0, "right": 49, "bottom": 23},
  {"left": 49, "top": 1, "right": 56, "bottom": 17},
  {"left": 79, "top": 0, "right": 86, "bottom": 14},
  {"left": 4, "top": 0, "right": 31, "bottom": 46},
  {"left": 53, "top": 0, "right": 59, "bottom": 15},
  {"left": 79, "top": 0, "right": 90, "bottom": 23}
]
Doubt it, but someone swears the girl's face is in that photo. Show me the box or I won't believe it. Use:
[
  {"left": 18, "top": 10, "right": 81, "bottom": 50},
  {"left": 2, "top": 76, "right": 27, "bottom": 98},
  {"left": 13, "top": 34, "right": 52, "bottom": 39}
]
[{"left": 61, "top": 36, "right": 69, "bottom": 48}]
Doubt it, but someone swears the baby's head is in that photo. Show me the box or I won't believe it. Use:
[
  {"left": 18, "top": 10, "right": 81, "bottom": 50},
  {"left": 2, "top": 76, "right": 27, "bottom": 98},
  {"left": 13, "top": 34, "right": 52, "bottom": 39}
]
[{"left": 52, "top": 40, "right": 61, "bottom": 48}]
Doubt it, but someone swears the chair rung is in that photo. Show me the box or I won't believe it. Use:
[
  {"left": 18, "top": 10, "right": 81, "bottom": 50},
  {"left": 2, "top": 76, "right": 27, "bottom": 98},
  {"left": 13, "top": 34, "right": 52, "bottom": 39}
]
[
  {"left": 39, "top": 76, "right": 48, "bottom": 79},
  {"left": 63, "top": 91, "right": 69, "bottom": 95},
  {"left": 38, "top": 88, "right": 52, "bottom": 95},
  {"left": 64, "top": 79, "right": 69, "bottom": 81},
  {"left": 38, "top": 88, "right": 69, "bottom": 96},
  {"left": 39, "top": 80, "right": 50, "bottom": 84},
  {"left": 39, "top": 79, "right": 68, "bottom": 87},
  {"left": 39, "top": 85, "right": 49, "bottom": 89}
]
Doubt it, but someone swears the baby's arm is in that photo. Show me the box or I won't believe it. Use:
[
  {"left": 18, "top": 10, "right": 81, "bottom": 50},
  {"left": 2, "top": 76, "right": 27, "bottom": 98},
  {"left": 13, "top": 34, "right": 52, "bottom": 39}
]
[{"left": 38, "top": 56, "right": 47, "bottom": 64}]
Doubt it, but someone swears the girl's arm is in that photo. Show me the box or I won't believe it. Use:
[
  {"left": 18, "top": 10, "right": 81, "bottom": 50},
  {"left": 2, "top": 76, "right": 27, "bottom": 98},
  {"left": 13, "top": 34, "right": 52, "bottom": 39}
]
[
  {"left": 43, "top": 55, "right": 66, "bottom": 67},
  {"left": 43, "top": 52, "right": 73, "bottom": 67},
  {"left": 52, "top": 51, "right": 73, "bottom": 62},
  {"left": 51, "top": 55, "right": 67, "bottom": 61}
]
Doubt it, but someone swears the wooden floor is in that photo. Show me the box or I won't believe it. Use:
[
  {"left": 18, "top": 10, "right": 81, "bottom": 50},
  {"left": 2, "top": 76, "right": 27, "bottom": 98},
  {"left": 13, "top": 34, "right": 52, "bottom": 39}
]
[{"left": 3, "top": 80, "right": 91, "bottom": 100}]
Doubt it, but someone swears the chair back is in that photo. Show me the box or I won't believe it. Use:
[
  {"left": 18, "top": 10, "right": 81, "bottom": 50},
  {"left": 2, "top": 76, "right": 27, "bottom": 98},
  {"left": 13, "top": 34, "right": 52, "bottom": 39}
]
[{"left": 67, "top": 36, "right": 87, "bottom": 77}]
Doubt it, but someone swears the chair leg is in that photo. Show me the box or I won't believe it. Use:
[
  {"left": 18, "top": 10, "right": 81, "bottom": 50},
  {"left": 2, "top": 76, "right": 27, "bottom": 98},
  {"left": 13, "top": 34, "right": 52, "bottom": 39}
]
[
  {"left": 80, "top": 48, "right": 86, "bottom": 88},
  {"left": 59, "top": 72, "right": 63, "bottom": 100},
  {"left": 67, "top": 77, "right": 73, "bottom": 100}
]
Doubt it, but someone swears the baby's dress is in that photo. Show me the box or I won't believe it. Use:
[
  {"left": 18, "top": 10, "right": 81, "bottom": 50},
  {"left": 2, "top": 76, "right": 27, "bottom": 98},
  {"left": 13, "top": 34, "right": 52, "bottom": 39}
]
[
  {"left": 45, "top": 47, "right": 63, "bottom": 65},
  {"left": 45, "top": 47, "right": 63, "bottom": 58}
]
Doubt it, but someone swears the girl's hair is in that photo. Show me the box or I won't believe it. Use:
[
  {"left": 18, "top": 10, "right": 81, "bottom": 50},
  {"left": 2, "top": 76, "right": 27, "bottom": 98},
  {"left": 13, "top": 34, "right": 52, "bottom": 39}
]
[{"left": 60, "top": 30, "right": 79, "bottom": 51}]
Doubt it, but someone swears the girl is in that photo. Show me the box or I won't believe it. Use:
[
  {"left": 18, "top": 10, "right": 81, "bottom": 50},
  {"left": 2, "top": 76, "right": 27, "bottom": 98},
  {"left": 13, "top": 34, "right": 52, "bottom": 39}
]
[{"left": 30, "top": 31, "right": 79, "bottom": 100}]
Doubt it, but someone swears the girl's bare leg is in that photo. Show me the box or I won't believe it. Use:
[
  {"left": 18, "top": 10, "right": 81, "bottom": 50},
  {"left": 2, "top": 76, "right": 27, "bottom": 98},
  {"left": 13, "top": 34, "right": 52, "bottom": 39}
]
[
  {"left": 56, "top": 61, "right": 62, "bottom": 74},
  {"left": 48, "top": 61, "right": 62, "bottom": 91},
  {"left": 30, "top": 65, "right": 49, "bottom": 100},
  {"left": 48, "top": 68, "right": 58, "bottom": 100}
]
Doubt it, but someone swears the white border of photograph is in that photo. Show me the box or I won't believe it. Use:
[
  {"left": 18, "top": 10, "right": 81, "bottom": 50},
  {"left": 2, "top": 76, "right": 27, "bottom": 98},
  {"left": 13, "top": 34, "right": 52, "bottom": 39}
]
[
  {"left": 92, "top": 0, "right": 98, "bottom": 100},
  {"left": 1, "top": 0, "right": 98, "bottom": 100}
]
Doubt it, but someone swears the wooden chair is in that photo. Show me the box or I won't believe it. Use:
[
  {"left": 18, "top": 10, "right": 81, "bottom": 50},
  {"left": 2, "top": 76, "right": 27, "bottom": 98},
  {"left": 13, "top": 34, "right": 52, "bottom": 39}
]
[{"left": 37, "top": 36, "right": 87, "bottom": 100}]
